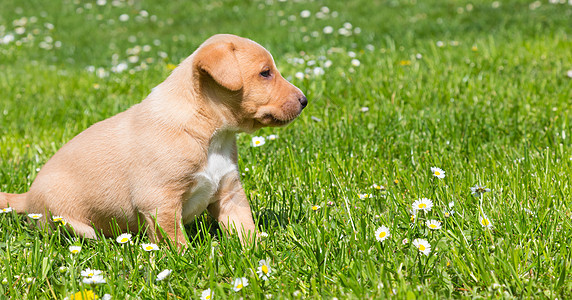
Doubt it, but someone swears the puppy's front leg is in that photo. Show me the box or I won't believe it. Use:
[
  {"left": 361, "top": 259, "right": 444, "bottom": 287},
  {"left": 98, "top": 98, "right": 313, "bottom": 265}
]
[
  {"left": 143, "top": 206, "right": 188, "bottom": 249},
  {"left": 208, "top": 174, "right": 256, "bottom": 244}
]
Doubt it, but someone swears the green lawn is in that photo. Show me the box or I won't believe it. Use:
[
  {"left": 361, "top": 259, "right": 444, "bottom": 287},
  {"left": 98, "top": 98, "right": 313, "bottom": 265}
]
[{"left": 1, "top": 0, "right": 571, "bottom": 298}]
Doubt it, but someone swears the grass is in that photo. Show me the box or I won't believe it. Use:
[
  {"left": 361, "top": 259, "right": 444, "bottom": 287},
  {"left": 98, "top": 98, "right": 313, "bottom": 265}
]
[{"left": 1, "top": 0, "right": 571, "bottom": 298}]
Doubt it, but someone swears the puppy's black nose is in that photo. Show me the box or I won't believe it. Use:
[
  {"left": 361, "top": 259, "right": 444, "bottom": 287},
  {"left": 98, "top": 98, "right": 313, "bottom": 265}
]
[{"left": 299, "top": 96, "right": 308, "bottom": 108}]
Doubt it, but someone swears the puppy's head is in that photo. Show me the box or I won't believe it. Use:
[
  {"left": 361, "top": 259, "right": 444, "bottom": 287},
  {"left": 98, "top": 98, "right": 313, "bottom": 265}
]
[{"left": 193, "top": 34, "right": 307, "bottom": 131}]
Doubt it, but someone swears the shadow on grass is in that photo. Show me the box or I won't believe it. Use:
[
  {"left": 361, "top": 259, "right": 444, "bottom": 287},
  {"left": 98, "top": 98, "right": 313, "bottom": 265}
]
[
  {"left": 183, "top": 207, "right": 307, "bottom": 245},
  {"left": 2, "top": 207, "right": 307, "bottom": 250}
]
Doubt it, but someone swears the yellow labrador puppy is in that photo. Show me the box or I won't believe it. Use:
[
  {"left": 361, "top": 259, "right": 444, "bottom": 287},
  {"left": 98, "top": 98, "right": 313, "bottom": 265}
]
[{"left": 0, "top": 34, "right": 307, "bottom": 247}]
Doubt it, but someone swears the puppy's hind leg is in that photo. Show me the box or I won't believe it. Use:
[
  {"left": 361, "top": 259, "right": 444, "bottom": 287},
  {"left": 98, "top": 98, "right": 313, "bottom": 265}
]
[
  {"left": 63, "top": 219, "right": 98, "bottom": 240},
  {"left": 0, "top": 192, "right": 28, "bottom": 212}
]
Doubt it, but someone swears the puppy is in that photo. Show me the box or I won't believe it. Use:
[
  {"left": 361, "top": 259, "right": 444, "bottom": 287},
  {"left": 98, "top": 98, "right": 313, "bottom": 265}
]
[{"left": 0, "top": 34, "right": 307, "bottom": 247}]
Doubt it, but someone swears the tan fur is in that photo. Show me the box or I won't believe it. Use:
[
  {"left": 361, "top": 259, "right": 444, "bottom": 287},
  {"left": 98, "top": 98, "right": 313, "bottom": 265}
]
[{"left": 0, "top": 34, "right": 307, "bottom": 247}]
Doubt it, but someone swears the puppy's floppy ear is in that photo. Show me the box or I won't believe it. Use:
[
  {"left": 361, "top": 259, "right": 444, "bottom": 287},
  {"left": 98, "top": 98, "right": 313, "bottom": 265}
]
[{"left": 194, "top": 42, "right": 243, "bottom": 91}]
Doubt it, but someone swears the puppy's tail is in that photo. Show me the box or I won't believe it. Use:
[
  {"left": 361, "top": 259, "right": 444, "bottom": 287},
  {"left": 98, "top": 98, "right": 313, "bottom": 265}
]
[{"left": 0, "top": 192, "right": 28, "bottom": 213}]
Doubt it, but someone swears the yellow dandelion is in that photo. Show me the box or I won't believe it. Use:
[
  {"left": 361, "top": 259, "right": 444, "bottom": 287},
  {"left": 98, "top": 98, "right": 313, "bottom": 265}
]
[{"left": 70, "top": 290, "right": 97, "bottom": 300}]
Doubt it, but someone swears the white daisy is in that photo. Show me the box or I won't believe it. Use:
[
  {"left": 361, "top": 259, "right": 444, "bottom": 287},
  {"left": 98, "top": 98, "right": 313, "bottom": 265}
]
[
  {"left": 82, "top": 275, "right": 106, "bottom": 284},
  {"left": 372, "top": 184, "right": 385, "bottom": 190},
  {"left": 116, "top": 233, "right": 132, "bottom": 244},
  {"left": 141, "top": 243, "right": 159, "bottom": 251},
  {"left": 267, "top": 134, "right": 278, "bottom": 140},
  {"left": 443, "top": 208, "right": 455, "bottom": 218},
  {"left": 1, "top": 207, "right": 13, "bottom": 213},
  {"left": 300, "top": 10, "right": 311, "bottom": 18},
  {"left": 52, "top": 215, "right": 67, "bottom": 225},
  {"left": 27, "top": 213, "right": 42, "bottom": 220},
  {"left": 412, "top": 238, "right": 431, "bottom": 256},
  {"left": 232, "top": 277, "right": 249, "bottom": 292},
  {"left": 257, "top": 259, "right": 272, "bottom": 281},
  {"left": 374, "top": 226, "right": 390, "bottom": 242},
  {"left": 313, "top": 67, "right": 325, "bottom": 76},
  {"left": 470, "top": 185, "right": 491, "bottom": 196},
  {"left": 81, "top": 268, "right": 102, "bottom": 278},
  {"left": 118, "top": 14, "right": 129, "bottom": 22},
  {"left": 156, "top": 269, "right": 172, "bottom": 281},
  {"left": 358, "top": 193, "right": 371, "bottom": 199},
  {"left": 69, "top": 245, "right": 81, "bottom": 254},
  {"left": 201, "top": 288, "right": 214, "bottom": 300},
  {"left": 410, "top": 209, "right": 418, "bottom": 223},
  {"left": 479, "top": 214, "right": 493, "bottom": 228},
  {"left": 431, "top": 167, "right": 445, "bottom": 179},
  {"left": 251, "top": 136, "right": 266, "bottom": 147},
  {"left": 426, "top": 219, "right": 442, "bottom": 230},
  {"left": 1, "top": 34, "right": 15, "bottom": 44},
  {"left": 412, "top": 198, "right": 433, "bottom": 212},
  {"left": 339, "top": 28, "right": 351, "bottom": 36},
  {"left": 112, "top": 62, "right": 128, "bottom": 73}
]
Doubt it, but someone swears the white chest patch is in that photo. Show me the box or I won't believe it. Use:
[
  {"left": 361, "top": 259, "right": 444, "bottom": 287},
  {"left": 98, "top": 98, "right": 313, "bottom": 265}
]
[{"left": 182, "top": 131, "right": 237, "bottom": 223}]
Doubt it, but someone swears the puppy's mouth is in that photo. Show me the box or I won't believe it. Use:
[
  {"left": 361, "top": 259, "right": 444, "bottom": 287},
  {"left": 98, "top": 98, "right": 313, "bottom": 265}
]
[{"left": 256, "top": 112, "right": 299, "bottom": 127}]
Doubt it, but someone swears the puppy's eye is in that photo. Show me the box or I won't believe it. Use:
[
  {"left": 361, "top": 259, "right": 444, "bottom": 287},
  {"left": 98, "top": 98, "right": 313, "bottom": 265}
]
[{"left": 259, "top": 70, "right": 271, "bottom": 78}]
